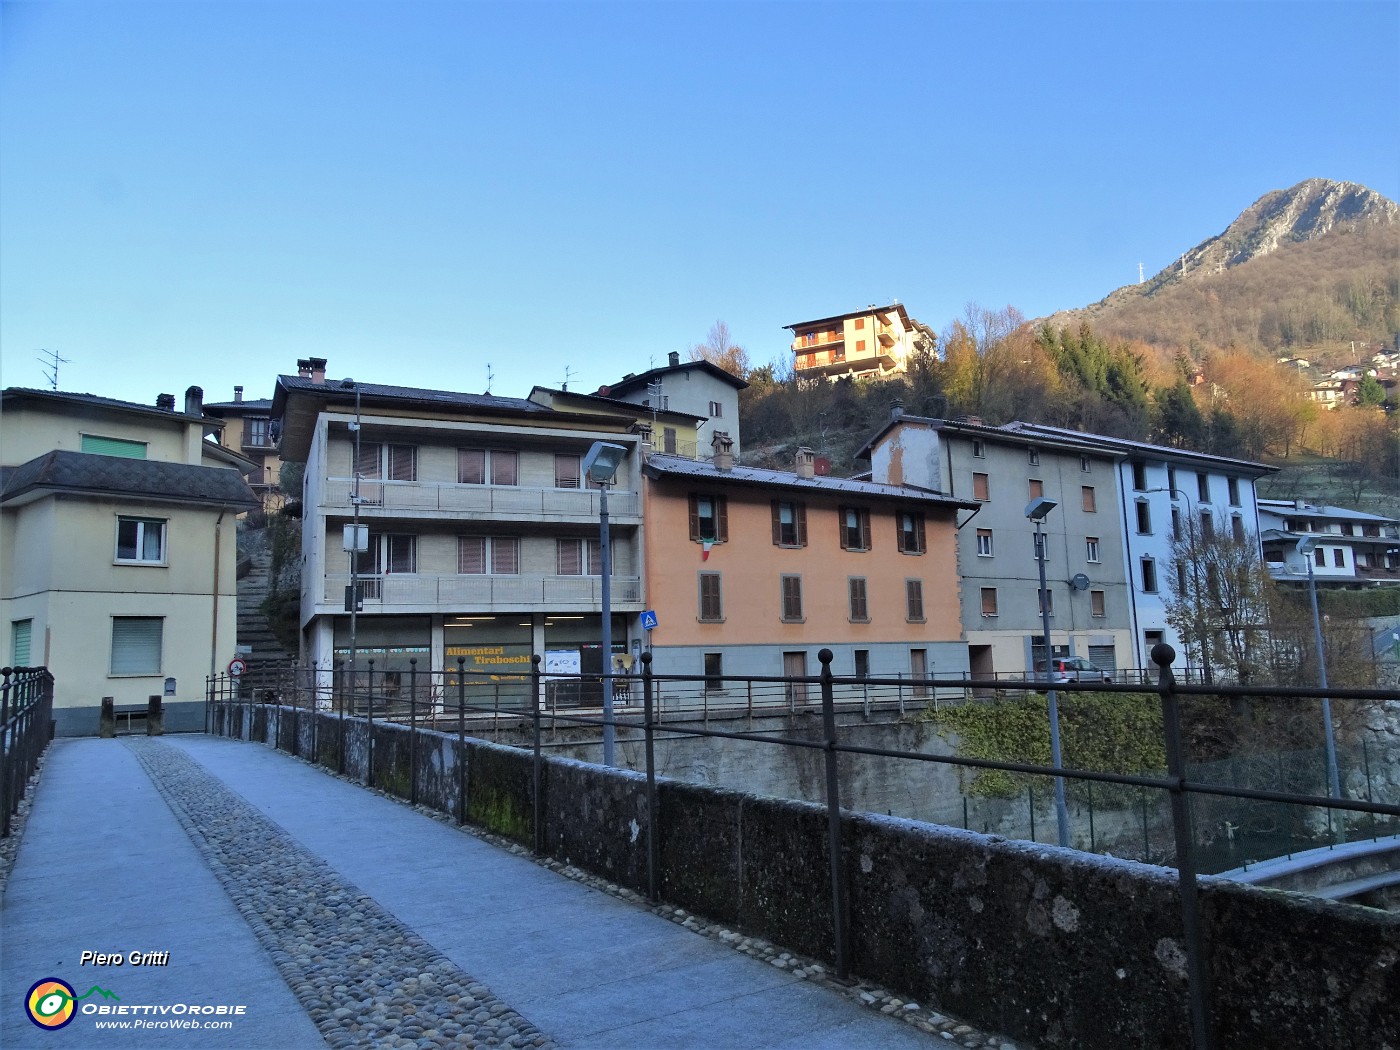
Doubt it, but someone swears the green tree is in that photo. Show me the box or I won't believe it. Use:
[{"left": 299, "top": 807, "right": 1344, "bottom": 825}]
[
  {"left": 1154, "top": 379, "right": 1206, "bottom": 449},
  {"left": 1355, "top": 374, "right": 1386, "bottom": 407}
]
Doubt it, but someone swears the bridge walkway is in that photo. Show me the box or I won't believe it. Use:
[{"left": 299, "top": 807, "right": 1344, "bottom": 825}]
[{"left": 2, "top": 736, "right": 1000, "bottom": 1049}]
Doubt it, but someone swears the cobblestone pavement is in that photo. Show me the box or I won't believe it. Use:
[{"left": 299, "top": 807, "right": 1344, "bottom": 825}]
[{"left": 125, "top": 738, "right": 555, "bottom": 1050}]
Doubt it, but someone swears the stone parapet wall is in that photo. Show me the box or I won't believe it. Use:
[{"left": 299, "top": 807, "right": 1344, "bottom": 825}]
[{"left": 210, "top": 702, "right": 1399, "bottom": 1049}]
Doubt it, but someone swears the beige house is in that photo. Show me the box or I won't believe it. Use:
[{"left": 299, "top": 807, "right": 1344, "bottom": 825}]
[
  {"left": 787, "top": 303, "right": 935, "bottom": 382},
  {"left": 1, "top": 387, "right": 258, "bottom": 735},
  {"left": 204, "top": 385, "right": 286, "bottom": 510}
]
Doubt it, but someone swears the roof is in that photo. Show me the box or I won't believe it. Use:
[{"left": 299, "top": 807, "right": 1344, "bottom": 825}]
[
  {"left": 272, "top": 373, "right": 551, "bottom": 417},
  {"left": 603, "top": 359, "right": 747, "bottom": 396},
  {"left": 855, "top": 414, "right": 1276, "bottom": 476},
  {"left": 528, "top": 386, "right": 706, "bottom": 424},
  {"left": 641, "top": 453, "right": 979, "bottom": 510},
  {"left": 1257, "top": 500, "right": 1400, "bottom": 526},
  {"left": 1, "top": 450, "right": 259, "bottom": 509},
  {"left": 784, "top": 303, "right": 912, "bottom": 332},
  {"left": 204, "top": 398, "right": 274, "bottom": 412},
  {"left": 2, "top": 387, "right": 211, "bottom": 425}
]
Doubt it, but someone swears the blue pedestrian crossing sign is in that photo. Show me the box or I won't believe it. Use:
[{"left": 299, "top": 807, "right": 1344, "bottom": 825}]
[{"left": 641, "top": 610, "right": 658, "bottom": 631}]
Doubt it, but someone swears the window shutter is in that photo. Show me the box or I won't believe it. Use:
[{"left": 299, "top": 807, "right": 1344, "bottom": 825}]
[
  {"left": 389, "top": 445, "right": 416, "bottom": 481},
  {"left": 689, "top": 495, "right": 700, "bottom": 542},
  {"left": 12, "top": 620, "right": 32, "bottom": 666},
  {"left": 491, "top": 451, "right": 518, "bottom": 486},
  {"left": 860, "top": 511, "right": 871, "bottom": 551},
  {"left": 111, "top": 617, "right": 162, "bottom": 675},
  {"left": 357, "top": 443, "right": 383, "bottom": 479},
  {"left": 557, "top": 539, "right": 582, "bottom": 575},
  {"left": 896, "top": 515, "right": 908, "bottom": 553},
  {"left": 915, "top": 515, "right": 925, "bottom": 553},
  {"left": 493, "top": 537, "right": 519, "bottom": 574},
  {"left": 555, "top": 454, "right": 580, "bottom": 489},
  {"left": 771, "top": 501, "right": 782, "bottom": 545},
  {"left": 459, "top": 537, "right": 486, "bottom": 574},
  {"left": 81, "top": 434, "right": 147, "bottom": 458},
  {"left": 387, "top": 535, "right": 416, "bottom": 573},
  {"left": 717, "top": 497, "right": 728, "bottom": 542},
  {"left": 587, "top": 539, "right": 603, "bottom": 576},
  {"left": 458, "top": 449, "right": 485, "bottom": 485},
  {"left": 795, "top": 504, "right": 807, "bottom": 546}
]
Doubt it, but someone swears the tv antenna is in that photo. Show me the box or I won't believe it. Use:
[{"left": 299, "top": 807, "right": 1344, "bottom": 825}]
[
  {"left": 485, "top": 362, "right": 494, "bottom": 395},
  {"left": 646, "top": 378, "right": 664, "bottom": 419},
  {"left": 37, "top": 348, "right": 71, "bottom": 390},
  {"left": 561, "top": 366, "right": 576, "bottom": 392}
]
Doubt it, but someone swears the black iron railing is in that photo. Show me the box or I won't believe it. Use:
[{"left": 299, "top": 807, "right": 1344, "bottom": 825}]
[{"left": 1, "top": 666, "right": 55, "bottom": 838}]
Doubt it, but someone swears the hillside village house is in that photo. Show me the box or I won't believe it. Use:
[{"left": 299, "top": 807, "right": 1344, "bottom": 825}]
[
  {"left": 640, "top": 440, "right": 978, "bottom": 697},
  {"left": 1258, "top": 499, "right": 1400, "bottom": 588},
  {"left": 787, "top": 304, "right": 936, "bottom": 383},
  {"left": 593, "top": 351, "right": 747, "bottom": 458},
  {"left": 270, "top": 361, "right": 647, "bottom": 707},
  {"left": 859, "top": 411, "right": 1274, "bottom": 681},
  {"left": 204, "top": 385, "right": 286, "bottom": 510},
  {"left": 1, "top": 387, "right": 258, "bottom": 734}
]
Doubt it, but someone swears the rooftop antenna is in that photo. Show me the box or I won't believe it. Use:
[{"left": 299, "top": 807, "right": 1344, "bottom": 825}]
[
  {"left": 646, "top": 378, "right": 664, "bottom": 420},
  {"left": 1138, "top": 263, "right": 1144, "bottom": 284},
  {"left": 561, "top": 365, "right": 575, "bottom": 392},
  {"left": 37, "top": 348, "right": 71, "bottom": 390},
  {"left": 485, "top": 362, "right": 494, "bottom": 395}
]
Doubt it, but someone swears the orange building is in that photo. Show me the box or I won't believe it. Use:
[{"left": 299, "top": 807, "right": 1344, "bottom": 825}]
[
  {"left": 640, "top": 440, "right": 976, "bottom": 702},
  {"left": 786, "top": 303, "right": 935, "bottom": 381}
]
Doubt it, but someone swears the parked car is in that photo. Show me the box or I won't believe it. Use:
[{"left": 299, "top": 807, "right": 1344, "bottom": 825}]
[{"left": 1049, "top": 656, "right": 1113, "bottom": 683}]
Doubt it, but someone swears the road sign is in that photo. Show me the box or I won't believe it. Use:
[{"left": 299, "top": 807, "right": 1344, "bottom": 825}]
[
  {"left": 640, "top": 610, "right": 658, "bottom": 631},
  {"left": 227, "top": 658, "right": 247, "bottom": 678}
]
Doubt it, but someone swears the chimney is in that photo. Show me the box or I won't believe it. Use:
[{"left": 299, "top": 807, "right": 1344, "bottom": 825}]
[
  {"left": 184, "top": 385, "right": 204, "bottom": 416},
  {"left": 307, "top": 357, "right": 327, "bottom": 384},
  {"left": 668, "top": 351, "right": 680, "bottom": 368},
  {"left": 233, "top": 385, "right": 244, "bottom": 403},
  {"left": 636, "top": 422, "right": 654, "bottom": 459},
  {"left": 796, "top": 447, "right": 815, "bottom": 480},
  {"left": 711, "top": 430, "right": 733, "bottom": 472},
  {"left": 156, "top": 393, "right": 176, "bottom": 411},
  {"left": 890, "top": 398, "right": 905, "bottom": 421},
  {"left": 297, "top": 358, "right": 313, "bottom": 378}
]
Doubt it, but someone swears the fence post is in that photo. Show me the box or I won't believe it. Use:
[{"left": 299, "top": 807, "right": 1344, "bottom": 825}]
[
  {"left": 457, "top": 656, "right": 466, "bottom": 826},
  {"left": 409, "top": 658, "right": 419, "bottom": 807},
  {"left": 818, "top": 649, "right": 849, "bottom": 981},
  {"left": 205, "top": 675, "right": 213, "bottom": 734},
  {"left": 643, "top": 652, "right": 659, "bottom": 902},
  {"left": 337, "top": 661, "right": 346, "bottom": 776},
  {"left": 365, "top": 659, "right": 375, "bottom": 788},
  {"left": 1153, "top": 643, "right": 1214, "bottom": 1050},
  {"left": 531, "top": 655, "right": 543, "bottom": 856}
]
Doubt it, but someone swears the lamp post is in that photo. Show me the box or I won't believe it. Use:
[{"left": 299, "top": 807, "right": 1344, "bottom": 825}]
[
  {"left": 583, "top": 441, "right": 628, "bottom": 767},
  {"left": 341, "top": 379, "right": 366, "bottom": 706},
  {"left": 1026, "top": 497, "right": 1070, "bottom": 847},
  {"left": 1297, "top": 536, "right": 1342, "bottom": 798}
]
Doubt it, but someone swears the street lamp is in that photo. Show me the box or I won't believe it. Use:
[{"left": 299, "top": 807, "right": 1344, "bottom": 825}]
[
  {"left": 583, "top": 440, "right": 628, "bottom": 767},
  {"left": 1026, "top": 496, "right": 1070, "bottom": 847},
  {"left": 341, "top": 379, "right": 366, "bottom": 707},
  {"left": 1296, "top": 536, "right": 1342, "bottom": 798}
]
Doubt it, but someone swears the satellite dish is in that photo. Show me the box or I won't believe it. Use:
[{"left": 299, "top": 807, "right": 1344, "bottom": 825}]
[{"left": 1069, "top": 573, "right": 1091, "bottom": 591}]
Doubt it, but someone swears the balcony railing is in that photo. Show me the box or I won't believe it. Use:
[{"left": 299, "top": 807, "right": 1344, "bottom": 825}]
[
  {"left": 324, "top": 572, "right": 643, "bottom": 609},
  {"left": 321, "top": 479, "right": 639, "bottom": 519}
]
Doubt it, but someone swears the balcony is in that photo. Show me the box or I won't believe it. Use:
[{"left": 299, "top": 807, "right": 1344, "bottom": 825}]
[
  {"left": 320, "top": 478, "right": 640, "bottom": 521},
  {"left": 324, "top": 572, "right": 644, "bottom": 611}
]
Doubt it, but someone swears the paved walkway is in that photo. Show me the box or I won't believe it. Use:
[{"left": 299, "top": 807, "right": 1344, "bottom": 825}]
[{"left": 2, "top": 736, "right": 1012, "bottom": 1049}]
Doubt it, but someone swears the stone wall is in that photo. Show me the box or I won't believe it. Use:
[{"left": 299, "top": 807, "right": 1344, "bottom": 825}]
[{"left": 212, "top": 703, "right": 1400, "bottom": 1050}]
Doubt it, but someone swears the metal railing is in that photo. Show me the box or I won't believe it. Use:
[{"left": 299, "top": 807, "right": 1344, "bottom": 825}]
[
  {"left": 207, "top": 649, "right": 1400, "bottom": 1050},
  {"left": 320, "top": 478, "right": 640, "bottom": 518},
  {"left": 1, "top": 666, "right": 55, "bottom": 838},
  {"left": 321, "top": 572, "right": 643, "bottom": 607}
]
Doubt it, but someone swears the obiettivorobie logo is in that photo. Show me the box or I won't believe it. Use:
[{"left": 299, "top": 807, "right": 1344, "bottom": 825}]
[{"left": 25, "top": 978, "right": 119, "bottom": 1030}]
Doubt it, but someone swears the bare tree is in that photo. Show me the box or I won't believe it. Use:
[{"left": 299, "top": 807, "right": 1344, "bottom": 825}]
[
  {"left": 1164, "top": 523, "right": 1273, "bottom": 685},
  {"left": 690, "top": 320, "right": 750, "bottom": 380}
]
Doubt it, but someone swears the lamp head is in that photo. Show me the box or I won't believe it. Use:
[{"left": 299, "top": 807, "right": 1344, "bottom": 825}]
[
  {"left": 1296, "top": 536, "right": 1318, "bottom": 556},
  {"left": 583, "top": 441, "right": 628, "bottom": 485},
  {"left": 1025, "top": 497, "right": 1059, "bottom": 522}
]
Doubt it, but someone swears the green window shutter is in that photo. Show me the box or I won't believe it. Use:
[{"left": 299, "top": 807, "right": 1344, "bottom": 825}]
[
  {"left": 81, "top": 434, "right": 148, "bottom": 458},
  {"left": 12, "top": 620, "right": 33, "bottom": 667}
]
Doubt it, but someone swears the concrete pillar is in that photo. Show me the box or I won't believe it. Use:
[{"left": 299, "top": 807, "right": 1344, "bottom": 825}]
[
  {"left": 146, "top": 696, "right": 164, "bottom": 736},
  {"left": 99, "top": 697, "right": 115, "bottom": 738}
]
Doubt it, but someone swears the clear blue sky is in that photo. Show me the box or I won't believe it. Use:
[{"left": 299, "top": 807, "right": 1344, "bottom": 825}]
[{"left": 3, "top": 1, "right": 1397, "bottom": 407}]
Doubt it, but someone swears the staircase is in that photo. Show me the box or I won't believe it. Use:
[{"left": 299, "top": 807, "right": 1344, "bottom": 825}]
[{"left": 236, "top": 529, "right": 296, "bottom": 683}]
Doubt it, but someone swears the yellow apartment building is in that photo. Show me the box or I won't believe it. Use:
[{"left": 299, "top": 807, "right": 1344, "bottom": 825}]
[{"left": 786, "top": 303, "right": 936, "bottom": 382}]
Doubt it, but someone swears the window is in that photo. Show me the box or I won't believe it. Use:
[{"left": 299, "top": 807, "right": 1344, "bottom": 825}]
[
  {"left": 854, "top": 650, "right": 870, "bottom": 679},
  {"left": 781, "top": 575, "right": 804, "bottom": 622},
  {"left": 1135, "top": 500, "right": 1152, "bottom": 534},
  {"left": 387, "top": 534, "right": 417, "bottom": 573},
  {"left": 839, "top": 506, "right": 871, "bottom": 551},
  {"left": 11, "top": 619, "right": 32, "bottom": 667},
  {"left": 1168, "top": 466, "right": 1178, "bottom": 493},
  {"left": 1028, "top": 448, "right": 1040, "bottom": 466},
  {"left": 1090, "top": 590, "right": 1106, "bottom": 618},
  {"left": 1141, "top": 557, "right": 1158, "bottom": 593},
  {"left": 896, "top": 511, "right": 926, "bottom": 554},
  {"left": 556, "top": 538, "right": 603, "bottom": 575},
  {"left": 458, "top": 449, "right": 518, "bottom": 486},
  {"left": 1085, "top": 536, "right": 1100, "bottom": 563},
  {"left": 1132, "top": 462, "right": 1147, "bottom": 491},
  {"left": 1080, "top": 455, "right": 1091, "bottom": 472},
  {"left": 357, "top": 443, "right": 417, "bottom": 486},
  {"left": 111, "top": 616, "right": 162, "bottom": 675},
  {"left": 554, "top": 453, "right": 581, "bottom": 489},
  {"left": 1082, "top": 486, "right": 1097, "bottom": 512},
  {"left": 663, "top": 428, "right": 677, "bottom": 454},
  {"left": 699, "top": 573, "right": 723, "bottom": 621},
  {"left": 1231, "top": 514, "right": 1245, "bottom": 542},
  {"left": 81, "top": 433, "right": 147, "bottom": 458},
  {"left": 116, "top": 517, "right": 166, "bottom": 563},
  {"left": 856, "top": 339, "right": 866, "bottom": 352},
  {"left": 771, "top": 500, "right": 808, "bottom": 547},
  {"left": 973, "top": 473, "right": 990, "bottom": 501},
  {"left": 1028, "top": 479, "right": 1043, "bottom": 499},
  {"left": 458, "top": 536, "right": 512, "bottom": 574},
  {"left": 1228, "top": 477, "right": 1240, "bottom": 506},
  {"left": 972, "top": 439, "right": 985, "bottom": 458},
  {"left": 1171, "top": 507, "right": 1182, "bottom": 540},
  {"left": 1313, "top": 547, "right": 1325, "bottom": 568},
  {"left": 976, "top": 528, "right": 994, "bottom": 557},
  {"left": 704, "top": 652, "right": 723, "bottom": 691},
  {"left": 689, "top": 494, "right": 729, "bottom": 543},
  {"left": 1199, "top": 510, "right": 1214, "bottom": 538},
  {"left": 848, "top": 577, "right": 869, "bottom": 622},
  {"left": 980, "top": 587, "right": 998, "bottom": 617},
  {"left": 245, "top": 417, "right": 272, "bottom": 447},
  {"left": 854, "top": 317, "right": 865, "bottom": 329},
  {"left": 1333, "top": 548, "right": 1346, "bottom": 568},
  {"left": 709, "top": 401, "right": 723, "bottom": 418},
  {"left": 905, "top": 579, "right": 925, "bottom": 622},
  {"left": 1038, "top": 588, "right": 1054, "bottom": 617},
  {"left": 1196, "top": 472, "right": 1210, "bottom": 502},
  {"left": 458, "top": 536, "right": 486, "bottom": 574}
]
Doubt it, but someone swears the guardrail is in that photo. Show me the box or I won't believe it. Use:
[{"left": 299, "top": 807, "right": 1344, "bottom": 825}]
[{"left": 1, "top": 666, "right": 55, "bottom": 838}]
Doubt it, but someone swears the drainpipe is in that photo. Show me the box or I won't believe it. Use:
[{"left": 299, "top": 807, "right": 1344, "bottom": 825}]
[{"left": 212, "top": 507, "right": 227, "bottom": 679}]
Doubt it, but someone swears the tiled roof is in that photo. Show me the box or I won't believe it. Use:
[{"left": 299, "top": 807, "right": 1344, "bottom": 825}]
[
  {"left": 604, "top": 360, "right": 747, "bottom": 396},
  {"left": 2, "top": 387, "right": 208, "bottom": 422},
  {"left": 1, "top": 451, "right": 259, "bottom": 509},
  {"left": 642, "top": 454, "right": 979, "bottom": 508},
  {"left": 275, "top": 374, "right": 549, "bottom": 414}
]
